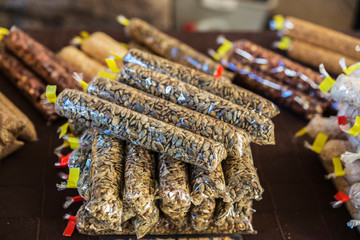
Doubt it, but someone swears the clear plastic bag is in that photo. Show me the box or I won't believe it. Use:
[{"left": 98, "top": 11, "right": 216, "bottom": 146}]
[
  {"left": 85, "top": 132, "right": 125, "bottom": 231},
  {"left": 77, "top": 157, "right": 92, "bottom": 201},
  {"left": 68, "top": 120, "right": 89, "bottom": 137},
  {"left": 345, "top": 161, "right": 360, "bottom": 185},
  {"left": 120, "top": 63, "right": 275, "bottom": 145},
  {"left": 55, "top": 89, "right": 227, "bottom": 170},
  {"left": 191, "top": 197, "right": 216, "bottom": 231},
  {"left": 87, "top": 76, "right": 248, "bottom": 158},
  {"left": 190, "top": 163, "right": 229, "bottom": 206},
  {"left": 223, "top": 145, "right": 263, "bottom": 201},
  {"left": 349, "top": 183, "right": 360, "bottom": 209},
  {"left": 220, "top": 56, "right": 330, "bottom": 119},
  {"left": 214, "top": 200, "right": 255, "bottom": 233},
  {"left": 158, "top": 153, "right": 191, "bottom": 226},
  {"left": 320, "top": 140, "right": 352, "bottom": 163},
  {"left": 0, "top": 47, "right": 57, "bottom": 121},
  {"left": 331, "top": 74, "right": 360, "bottom": 108},
  {"left": 124, "top": 144, "right": 156, "bottom": 216},
  {"left": 133, "top": 202, "right": 160, "bottom": 238},
  {"left": 224, "top": 40, "right": 326, "bottom": 99},
  {"left": 305, "top": 115, "right": 345, "bottom": 139},
  {"left": 123, "top": 49, "right": 279, "bottom": 118},
  {"left": 126, "top": 17, "right": 234, "bottom": 80},
  {"left": 4, "top": 27, "right": 82, "bottom": 91}
]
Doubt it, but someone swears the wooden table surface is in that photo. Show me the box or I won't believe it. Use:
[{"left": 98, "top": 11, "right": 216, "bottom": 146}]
[{"left": 0, "top": 29, "right": 359, "bottom": 240}]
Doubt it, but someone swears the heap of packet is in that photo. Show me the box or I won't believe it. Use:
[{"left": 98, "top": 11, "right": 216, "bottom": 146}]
[
  {"left": 296, "top": 64, "right": 360, "bottom": 231},
  {"left": 209, "top": 36, "right": 337, "bottom": 119},
  {"left": 49, "top": 17, "right": 279, "bottom": 238}
]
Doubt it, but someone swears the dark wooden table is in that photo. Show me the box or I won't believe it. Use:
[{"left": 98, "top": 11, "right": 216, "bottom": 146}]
[{"left": 0, "top": 29, "right": 359, "bottom": 240}]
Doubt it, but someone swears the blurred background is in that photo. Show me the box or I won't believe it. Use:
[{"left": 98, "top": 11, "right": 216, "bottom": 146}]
[{"left": 0, "top": 0, "right": 358, "bottom": 31}]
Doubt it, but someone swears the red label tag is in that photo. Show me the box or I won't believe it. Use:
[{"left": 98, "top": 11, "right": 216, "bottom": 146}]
[
  {"left": 334, "top": 191, "right": 351, "bottom": 203},
  {"left": 214, "top": 64, "right": 224, "bottom": 78},
  {"left": 73, "top": 196, "right": 84, "bottom": 202},
  {"left": 63, "top": 216, "right": 76, "bottom": 236},
  {"left": 55, "top": 153, "right": 71, "bottom": 168},
  {"left": 338, "top": 115, "right": 347, "bottom": 126}
]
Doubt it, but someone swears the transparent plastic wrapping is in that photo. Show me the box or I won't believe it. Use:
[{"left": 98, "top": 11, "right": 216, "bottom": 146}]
[
  {"left": 158, "top": 153, "right": 191, "bottom": 225},
  {"left": 280, "top": 16, "right": 360, "bottom": 61},
  {"left": 338, "top": 104, "right": 360, "bottom": 122},
  {"left": 77, "top": 158, "right": 92, "bottom": 201},
  {"left": 345, "top": 161, "right": 360, "bottom": 185},
  {"left": 191, "top": 197, "right": 216, "bottom": 231},
  {"left": 319, "top": 140, "right": 352, "bottom": 171},
  {"left": 4, "top": 27, "right": 82, "bottom": 91},
  {"left": 221, "top": 54, "right": 330, "bottom": 119},
  {"left": 133, "top": 202, "right": 160, "bottom": 238},
  {"left": 223, "top": 145, "right": 263, "bottom": 201},
  {"left": 0, "top": 48, "right": 57, "bottom": 121},
  {"left": 190, "top": 164, "right": 228, "bottom": 206},
  {"left": 126, "top": 17, "right": 234, "bottom": 80},
  {"left": 121, "top": 202, "right": 136, "bottom": 223},
  {"left": 81, "top": 32, "right": 127, "bottom": 66},
  {"left": 350, "top": 68, "right": 360, "bottom": 79},
  {"left": 120, "top": 64, "right": 275, "bottom": 145},
  {"left": 57, "top": 46, "right": 106, "bottom": 80},
  {"left": 0, "top": 140, "right": 24, "bottom": 160},
  {"left": 214, "top": 200, "right": 254, "bottom": 233},
  {"left": 85, "top": 132, "right": 124, "bottom": 230},
  {"left": 124, "top": 144, "right": 159, "bottom": 237},
  {"left": 55, "top": 89, "right": 227, "bottom": 170},
  {"left": 87, "top": 77, "right": 249, "bottom": 158},
  {"left": 287, "top": 39, "right": 357, "bottom": 75},
  {"left": 124, "top": 144, "right": 156, "bottom": 216},
  {"left": 68, "top": 119, "right": 88, "bottom": 137},
  {"left": 0, "top": 92, "right": 36, "bottom": 142},
  {"left": 305, "top": 115, "right": 345, "bottom": 139},
  {"left": 123, "top": 49, "right": 278, "bottom": 118},
  {"left": 348, "top": 135, "right": 360, "bottom": 153},
  {"left": 349, "top": 183, "right": 360, "bottom": 209},
  {"left": 0, "top": 109, "right": 26, "bottom": 146},
  {"left": 331, "top": 74, "right": 360, "bottom": 108},
  {"left": 228, "top": 40, "right": 330, "bottom": 100},
  {"left": 67, "top": 148, "right": 90, "bottom": 169}
]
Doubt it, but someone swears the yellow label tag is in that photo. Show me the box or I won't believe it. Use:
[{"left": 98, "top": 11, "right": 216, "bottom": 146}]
[
  {"left": 273, "top": 15, "right": 284, "bottom": 31},
  {"left": 212, "top": 52, "right": 221, "bottom": 61},
  {"left": 332, "top": 157, "right": 345, "bottom": 177},
  {"left": 80, "top": 31, "right": 90, "bottom": 39},
  {"left": 296, "top": 127, "right": 307, "bottom": 137},
  {"left": 98, "top": 71, "right": 117, "bottom": 80},
  {"left": 278, "top": 36, "right": 292, "bottom": 50},
  {"left": 45, "top": 85, "right": 57, "bottom": 103},
  {"left": 117, "top": 15, "right": 130, "bottom": 26},
  {"left": 110, "top": 51, "right": 124, "bottom": 60},
  {"left": 59, "top": 123, "right": 69, "bottom": 138},
  {"left": 0, "top": 27, "right": 9, "bottom": 41},
  {"left": 344, "top": 62, "right": 360, "bottom": 75},
  {"left": 105, "top": 58, "right": 120, "bottom": 73},
  {"left": 68, "top": 137, "right": 79, "bottom": 150},
  {"left": 80, "top": 80, "right": 88, "bottom": 92},
  {"left": 67, "top": 168, "right": 80, "bottom": 188},
  {"left": 318, "top": 76, "right": 335, "bottom": 93},
  {"left": 216, "top": 40, "right": 232, "bottom": 59},
  {"left": 349, "top": 116, "right": 360, "bottom": 136},
  {"left": 312, "top": 132, "right": 328, "bottom": 154},
  {"left": 120, "top": 43, "right": 128, "bottom": 49}
]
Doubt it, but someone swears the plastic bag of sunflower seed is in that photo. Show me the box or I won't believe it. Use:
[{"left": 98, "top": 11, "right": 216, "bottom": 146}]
[
  {"left": 87, "top": 76, "right": 249, "bottom": 158},
  {"left": 124, "top": 143, "right": 158, "bottom": 217},
  {"left": 223, "top": 145, "right": 264, "bottom": 201},
  {"left": 158, "top": 153, "right": 191, "bottom": 226},
  {"left": 190, "top": 163, "right": 229, "bottom": 206},
  {"left": 55, "top": 89, "right": 227, "bottom": 170},
  {"left": 85, "top": 132, "right": 125, "bottom": 231},
  {"left": 214, "top": 200, "right": 255, "bottom": 234},
  {"left": 119, "top": 63, "right": 275, "bottom": 145},
  {"left": 191, "top": 197, "right": 216, "bottom": 231}
]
